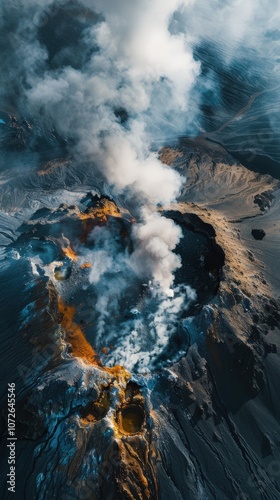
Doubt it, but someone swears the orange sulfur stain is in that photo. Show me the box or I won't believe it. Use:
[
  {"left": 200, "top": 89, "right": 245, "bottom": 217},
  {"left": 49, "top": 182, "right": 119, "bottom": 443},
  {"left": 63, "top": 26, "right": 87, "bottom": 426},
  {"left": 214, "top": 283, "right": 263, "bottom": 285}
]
[
  {"left": 79, "top": 198, "right": 121, "bottom": 223},
  {"left": 106, "top": 364, "right": 130, "bottom": 381},
  {"left": 78, "top": 199, "right": 122, "bottom": 243},
  {"left": 61, "top": 245, "right": 78, "bottom": 261},
  {"left": 58, "top": 299, "right": 130, "bottom": 380},
  {"left": 58, "top": 299, "right": 100, "bottom": 365},
  {"left": 80, "top": 262, "right": 92, "bottom": 269}
]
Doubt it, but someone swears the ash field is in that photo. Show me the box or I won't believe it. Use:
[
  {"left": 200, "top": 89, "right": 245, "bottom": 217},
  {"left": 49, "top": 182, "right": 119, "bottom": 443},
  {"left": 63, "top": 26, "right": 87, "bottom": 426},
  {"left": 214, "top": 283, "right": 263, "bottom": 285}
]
[{"left": 0, "top": 2, "right": 280, "bottom": 500}]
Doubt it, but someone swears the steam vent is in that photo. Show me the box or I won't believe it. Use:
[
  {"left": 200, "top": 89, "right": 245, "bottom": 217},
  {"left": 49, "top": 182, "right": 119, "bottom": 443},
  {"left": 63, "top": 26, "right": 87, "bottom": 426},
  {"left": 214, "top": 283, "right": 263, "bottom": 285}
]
[{"left": 1, "top": 2, "right": 280, "bottom": 500}]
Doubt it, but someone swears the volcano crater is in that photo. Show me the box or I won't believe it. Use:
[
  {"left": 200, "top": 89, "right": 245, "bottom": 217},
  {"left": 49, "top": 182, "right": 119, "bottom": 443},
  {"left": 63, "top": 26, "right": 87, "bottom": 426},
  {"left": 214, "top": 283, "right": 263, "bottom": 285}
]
[{"left": 11, "top": 197, "right": 225, "bottom": 373}]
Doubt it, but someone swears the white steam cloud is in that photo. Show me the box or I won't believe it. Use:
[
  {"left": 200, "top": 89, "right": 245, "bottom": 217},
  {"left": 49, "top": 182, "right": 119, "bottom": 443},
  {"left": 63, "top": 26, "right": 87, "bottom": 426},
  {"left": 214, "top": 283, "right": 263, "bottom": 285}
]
[
  {"left": 11, "top": 0, "right": 199, "bottom": 293},
  {"left": 131, "top": 210, "right": 183, "bottom": 296}
]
